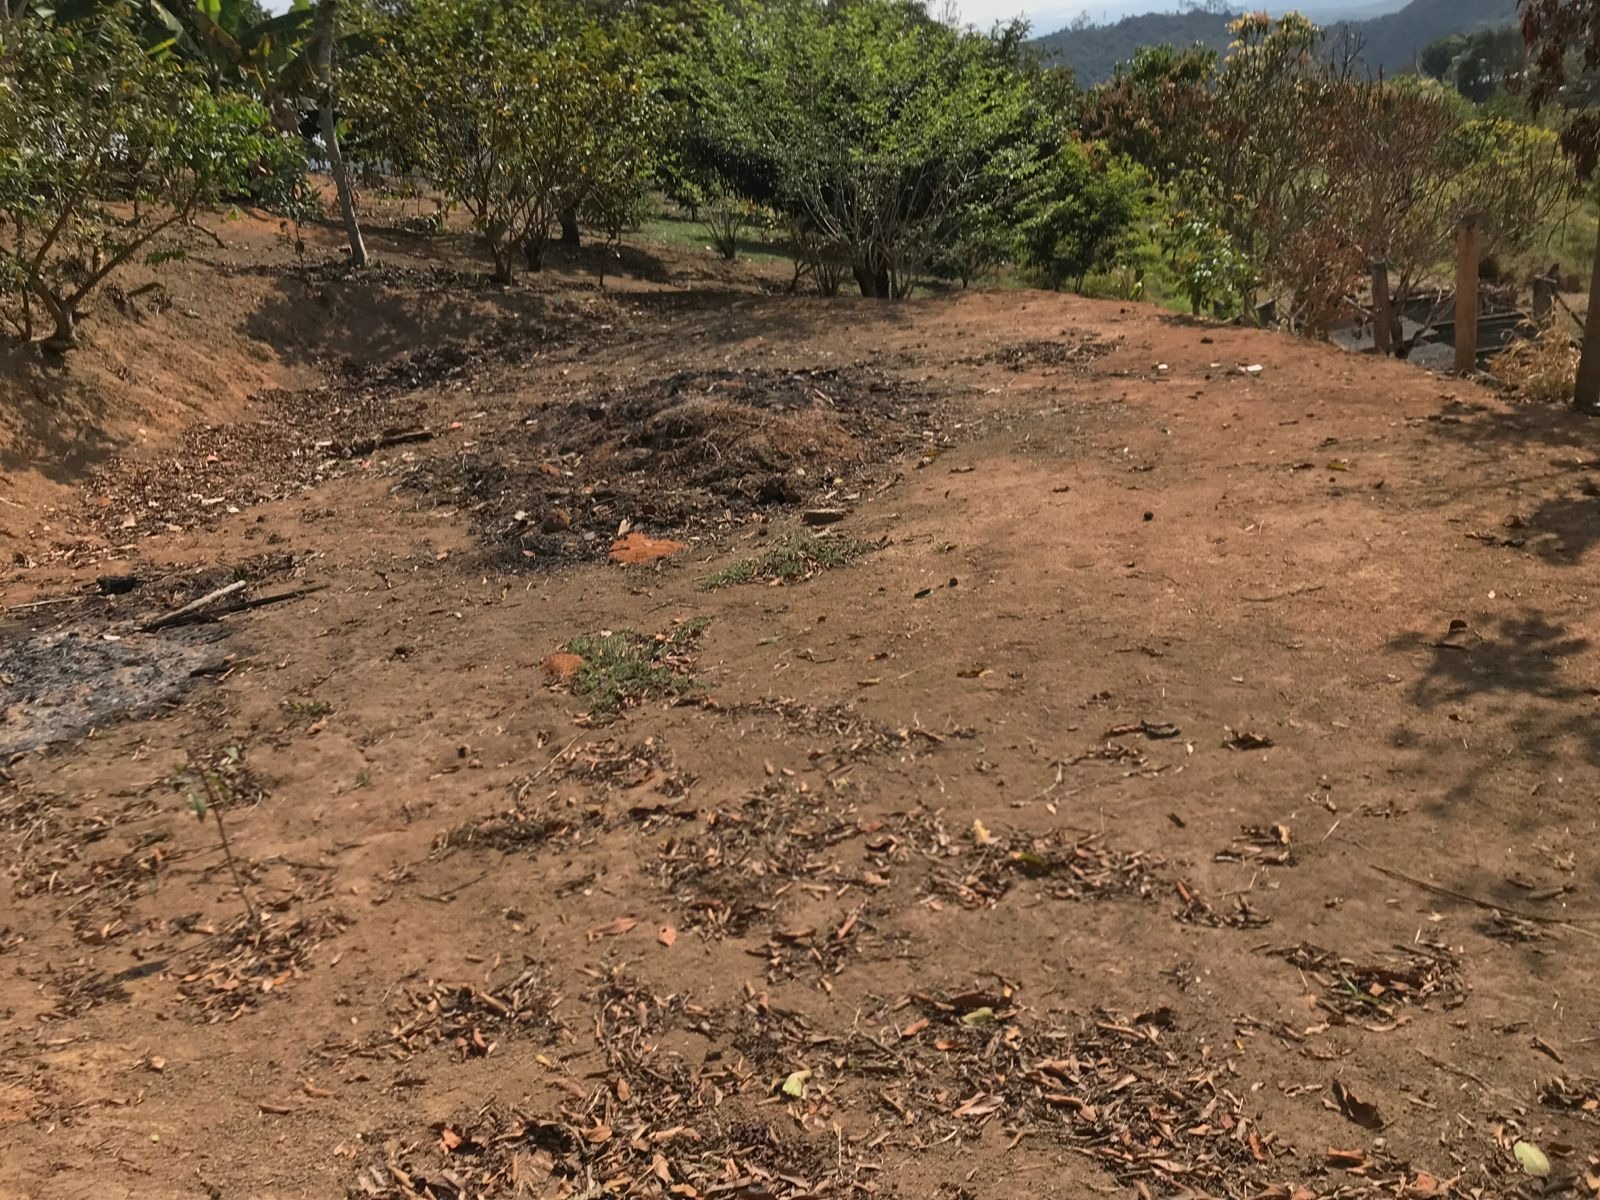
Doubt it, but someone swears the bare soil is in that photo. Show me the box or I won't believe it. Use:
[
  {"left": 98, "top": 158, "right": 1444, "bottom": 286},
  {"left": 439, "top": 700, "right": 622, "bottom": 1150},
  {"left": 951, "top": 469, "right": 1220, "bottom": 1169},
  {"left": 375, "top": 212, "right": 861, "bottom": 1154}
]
[{"left": 2, "top": 208, "right": 1599, "bottom": 1200}]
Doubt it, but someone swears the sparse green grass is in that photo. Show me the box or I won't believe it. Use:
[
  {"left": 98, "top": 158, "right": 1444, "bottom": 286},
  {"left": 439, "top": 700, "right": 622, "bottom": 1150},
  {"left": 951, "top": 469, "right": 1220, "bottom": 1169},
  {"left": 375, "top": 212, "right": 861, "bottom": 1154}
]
[
  {"left": 699, "top": 533, "right": 873, "bottom": 590},
  {"left": 565, "top": 618, "right": 710, "bottom": 718},
  {"left": 283, "top": 698, "right": 333, "bottom": 720},
  {"left": 635, "top": 211, "right": 792, "bottom": 265}
]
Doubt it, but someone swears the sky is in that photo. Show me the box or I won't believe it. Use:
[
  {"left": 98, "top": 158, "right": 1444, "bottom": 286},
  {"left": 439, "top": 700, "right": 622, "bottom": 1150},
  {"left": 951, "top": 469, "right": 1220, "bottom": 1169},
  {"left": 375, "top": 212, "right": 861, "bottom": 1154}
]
[
  {"left": 951, "top": 0, "right": 1187, "bottom": 35},
  {"left": 951, "top": 0, "right": 1402, "bottom": 38}
]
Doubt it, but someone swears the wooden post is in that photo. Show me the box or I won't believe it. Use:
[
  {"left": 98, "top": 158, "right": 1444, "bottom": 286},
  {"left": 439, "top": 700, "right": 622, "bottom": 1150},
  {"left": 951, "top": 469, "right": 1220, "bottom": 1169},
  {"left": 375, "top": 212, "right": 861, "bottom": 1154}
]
[
  {"left": 1370, "top": 260, "right": 1394, "bottom": 355},
  {"left": 1533, "top": 272, "right": 1556, "bottom": 323},
  {"left": 1454, "top": 218, "right": 1479, "bottom": 374}
]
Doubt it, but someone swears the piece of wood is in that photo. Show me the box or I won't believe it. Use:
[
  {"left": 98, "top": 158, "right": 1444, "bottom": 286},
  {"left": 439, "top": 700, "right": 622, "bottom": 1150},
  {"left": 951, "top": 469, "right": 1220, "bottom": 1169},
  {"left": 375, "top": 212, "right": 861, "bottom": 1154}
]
[
  {"left": 151, "top": 584, "right": 326, "bottom": 631},
  {"left": 140, "top": 580, "right": 246, "bottom": 632},
  {"left": 1454, "top": 219, "right": 1479, "bottom": 374},
  {"left": 1370, "top": 260, "right": 1394, "bottom": 356},
  {"left": 1372, "top": 864, "right": 1600, "bottom": 939},
  {"left": 336, "top": 428, "right": 433, "bottom": 458},
  {"left": 5, "top": 595, "right": 79, "bottom": 612}
]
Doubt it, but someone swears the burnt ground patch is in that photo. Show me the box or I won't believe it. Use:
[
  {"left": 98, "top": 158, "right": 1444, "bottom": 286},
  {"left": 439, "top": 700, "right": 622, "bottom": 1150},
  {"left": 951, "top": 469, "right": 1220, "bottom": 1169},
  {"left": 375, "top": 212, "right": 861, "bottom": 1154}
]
[
  {"left": 400, "top": 364, "right": 962, "bottom": 565},
  {"left": 0, "top": 623, "right": 230, "bottom": 756}
]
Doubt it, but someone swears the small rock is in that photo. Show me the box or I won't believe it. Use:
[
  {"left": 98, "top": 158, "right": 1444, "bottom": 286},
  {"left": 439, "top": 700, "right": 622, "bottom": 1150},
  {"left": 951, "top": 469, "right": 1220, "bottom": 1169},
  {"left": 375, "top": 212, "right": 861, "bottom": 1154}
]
[
  {"left": 609, "top": 532, "right": 686, "bottom": 565},
  {"left": 542, "top": 653, "right": 585, "bottom": 683}
]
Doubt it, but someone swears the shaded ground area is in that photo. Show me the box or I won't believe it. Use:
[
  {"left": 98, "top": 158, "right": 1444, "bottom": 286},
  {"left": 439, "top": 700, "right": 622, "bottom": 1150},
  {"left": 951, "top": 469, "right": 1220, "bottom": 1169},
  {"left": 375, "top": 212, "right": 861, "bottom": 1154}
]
[{"left": 2, "top": 225, "right": 1600, "bottom": 1200}]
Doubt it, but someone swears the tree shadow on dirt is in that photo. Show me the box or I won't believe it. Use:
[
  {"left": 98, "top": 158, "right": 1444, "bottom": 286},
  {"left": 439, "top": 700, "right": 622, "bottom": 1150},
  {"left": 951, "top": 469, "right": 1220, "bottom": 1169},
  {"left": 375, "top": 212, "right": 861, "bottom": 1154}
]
[
  {"left": 1418, "top": 396, "right": 1600, "bottom": 564},
  {"left": 1514, "top": 487, "right": 1600, "bottom": 565},
  {"left": 1390, "top": 613, "right": 1591, "bottom": 711},
  {"left": 241, "top": 265, "right": 591, "bottom": 368},
  {"left": 0, "top": 344, "right": 121, "bottom": 484},
  {"left": 621, "top": 289, "right": 924, "bottom": 358},
  {"left": 1388, "top": 612, "right": 1600, "bottom": 822},
  {"left": 1423, "top": 394, "right": 1600, "bottom": 457}
]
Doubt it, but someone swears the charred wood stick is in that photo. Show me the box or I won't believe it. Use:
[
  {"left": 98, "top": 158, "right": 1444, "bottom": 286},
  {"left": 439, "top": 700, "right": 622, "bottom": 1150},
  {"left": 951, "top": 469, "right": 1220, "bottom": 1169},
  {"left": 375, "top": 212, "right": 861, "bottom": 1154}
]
[
  {"left": 336, "top": 428, "right": 434, "bottom": 458},
  {"left": 140, "top": 580, "right": 246, "bottom": 632},
  {"left": 154, "top": 584, "right": 326, "bottom": 631}
]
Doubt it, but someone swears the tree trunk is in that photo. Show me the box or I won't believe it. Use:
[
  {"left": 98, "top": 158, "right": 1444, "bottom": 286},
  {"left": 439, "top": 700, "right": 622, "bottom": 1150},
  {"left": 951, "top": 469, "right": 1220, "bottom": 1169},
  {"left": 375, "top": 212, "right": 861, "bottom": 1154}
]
[
  {"left": 1577, "top": 228, "right": 1600, "bottom": 411},
  {"left": 491, "top": 241, "right": 515, "bottom": 285},
  {"left": 852, "top": 260, "right": 891, "bottom": 299},
  {"left": 524, "top": 234, "right": 547, "bottom": 273},
  {"left": 317, "top": 0, "right": 368, "bottom": 269},
  {"left": 43, "top": 305, "right": 75, "bottom": 353},
  {"left": 559, "top": 206, "right": 580, "bottom": 248}
]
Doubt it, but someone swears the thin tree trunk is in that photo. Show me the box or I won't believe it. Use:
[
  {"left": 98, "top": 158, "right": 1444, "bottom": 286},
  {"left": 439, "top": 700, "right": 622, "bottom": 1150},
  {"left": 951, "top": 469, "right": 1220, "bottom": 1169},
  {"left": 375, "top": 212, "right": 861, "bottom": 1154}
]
[
  {"left": 558, "top": 205, "right": 580, "bottom": 248},
  {"left": 317, "top": 0, "right": 368, "bottom": 269}
]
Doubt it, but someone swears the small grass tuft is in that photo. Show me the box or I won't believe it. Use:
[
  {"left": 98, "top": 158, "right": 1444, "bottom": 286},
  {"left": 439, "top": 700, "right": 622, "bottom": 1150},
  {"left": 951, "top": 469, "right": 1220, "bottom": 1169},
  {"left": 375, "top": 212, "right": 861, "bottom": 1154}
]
[
  {"left": 283, "top": 698, "right": 333, "bottom": 721},
  {"left": 564, "top": 618, "right": 709, "bottom": 718},
  {"left": 699, "top": 533, "right": 872, "bottom": 590}
]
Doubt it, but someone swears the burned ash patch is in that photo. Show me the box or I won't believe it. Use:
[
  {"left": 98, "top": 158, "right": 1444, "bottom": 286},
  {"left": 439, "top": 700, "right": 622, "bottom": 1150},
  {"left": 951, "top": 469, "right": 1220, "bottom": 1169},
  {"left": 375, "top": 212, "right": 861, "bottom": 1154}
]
[
  {"left": 402, "top": 364, "right": 957, "bottom": 566},
  {"left": 0, "top": 624, "right": 230, "bottom": 756}
]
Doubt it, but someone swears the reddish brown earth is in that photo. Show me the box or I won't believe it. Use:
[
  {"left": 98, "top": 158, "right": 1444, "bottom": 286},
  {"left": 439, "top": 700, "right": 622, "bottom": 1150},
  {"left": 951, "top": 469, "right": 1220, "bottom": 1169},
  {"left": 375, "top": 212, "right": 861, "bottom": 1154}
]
[{"left": 2, "top": 209, "right": 1598, "bottom": 1200}]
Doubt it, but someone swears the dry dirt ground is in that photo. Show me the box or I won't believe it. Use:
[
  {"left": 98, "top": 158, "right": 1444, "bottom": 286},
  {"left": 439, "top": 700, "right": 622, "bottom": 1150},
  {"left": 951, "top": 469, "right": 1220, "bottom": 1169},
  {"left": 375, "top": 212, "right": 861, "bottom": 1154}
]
[{"left": 2, "top": 209, "right": 1599, "bottom": 1200}]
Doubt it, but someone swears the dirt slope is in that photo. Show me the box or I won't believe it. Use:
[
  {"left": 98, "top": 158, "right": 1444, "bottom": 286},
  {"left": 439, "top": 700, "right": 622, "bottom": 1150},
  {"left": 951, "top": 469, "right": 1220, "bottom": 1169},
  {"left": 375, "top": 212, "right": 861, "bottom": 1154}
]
[{"left": 2, "top": 230, "right": 1597, "bottom": 1200}]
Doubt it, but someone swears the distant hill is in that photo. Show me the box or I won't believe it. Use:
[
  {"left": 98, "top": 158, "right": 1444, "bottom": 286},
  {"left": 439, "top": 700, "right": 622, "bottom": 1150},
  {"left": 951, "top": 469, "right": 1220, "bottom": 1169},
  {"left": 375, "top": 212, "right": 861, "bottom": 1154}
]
[{"left": 1030, "top": 0, "right": 1519, "bottom": 85}]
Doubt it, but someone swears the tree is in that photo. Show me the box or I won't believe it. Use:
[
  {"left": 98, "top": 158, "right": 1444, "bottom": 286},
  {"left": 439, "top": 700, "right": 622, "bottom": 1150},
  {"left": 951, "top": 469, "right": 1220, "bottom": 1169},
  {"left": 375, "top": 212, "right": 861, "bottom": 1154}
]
[
  {"left": 1093, "top": 14, "right": 1573, "bottom": 338},
  {"left": 1420, "top": 26, "right": 1524, "bottom": 104},
  {"left": 693, "top": 0, "right": 1039, "bottom": 299},
  {"left": 313, "top": 0, "right": 367, "bottom": 266},
  {"left": 1016, "top": 141, "right": 1144, "bottom": 291},
  {"left": 1519, "top": 0, "right": 1600, "bottom": 409},
  {"left": 0, "top": 10, "right": 297, "bottom": 348},
  {"left": 358, "top": 0, "right": 659, "bottom": 282}
]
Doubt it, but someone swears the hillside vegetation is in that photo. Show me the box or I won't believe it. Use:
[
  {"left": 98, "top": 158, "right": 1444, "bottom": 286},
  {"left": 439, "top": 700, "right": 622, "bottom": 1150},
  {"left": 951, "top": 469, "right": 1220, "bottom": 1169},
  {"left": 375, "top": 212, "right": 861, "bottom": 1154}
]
[{"left": 1032, "top": 0, "right": 1518, "bottom": 82}]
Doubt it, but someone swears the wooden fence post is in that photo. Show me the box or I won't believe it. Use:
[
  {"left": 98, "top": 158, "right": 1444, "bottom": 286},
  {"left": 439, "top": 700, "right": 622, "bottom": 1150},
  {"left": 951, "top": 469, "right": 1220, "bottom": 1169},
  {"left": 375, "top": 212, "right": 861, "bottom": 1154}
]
[{"left": 1454, "top": 218, "right": 1479, "bottom": 374}]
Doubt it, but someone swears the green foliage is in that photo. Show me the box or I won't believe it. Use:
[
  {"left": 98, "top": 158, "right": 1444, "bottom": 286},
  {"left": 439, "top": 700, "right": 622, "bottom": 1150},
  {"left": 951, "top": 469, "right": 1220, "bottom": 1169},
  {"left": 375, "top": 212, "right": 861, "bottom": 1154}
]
[
  {"left": 1090, "top": 12, "right": 1574, "bottom": 335},
  {"left": 700, "top": 187, "right": 761, "bottom": 262},
  {"left": 1420, "top": 25, "right": 1523, "bottom": 103},
  {"left": 355, "top": 0, "right": 663, "bottom": 281},
  {"left": 698, "top": 533, "right": 871, "bottom": 590},
  {"left": 1016, "top": 142, "right": 1145, "bottom": 291},
  {"left": 0, "top": 10, "right": 295, "bottom": 347},
  {"left": 1160, "top": 203, "right": 1248, "bottom": 316},
  {"left": 564, "top": 620, "right": 708, "bottom": 719},
  {"left": 691, "top": 0, "right": 1042, "bottom": 298}
]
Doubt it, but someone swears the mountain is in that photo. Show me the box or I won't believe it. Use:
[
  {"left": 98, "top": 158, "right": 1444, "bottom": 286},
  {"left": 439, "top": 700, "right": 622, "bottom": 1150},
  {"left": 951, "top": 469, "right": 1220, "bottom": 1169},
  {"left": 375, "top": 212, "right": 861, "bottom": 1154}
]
[{"left": 1029, "top": 0, "right": 1518, "bottom": 85}]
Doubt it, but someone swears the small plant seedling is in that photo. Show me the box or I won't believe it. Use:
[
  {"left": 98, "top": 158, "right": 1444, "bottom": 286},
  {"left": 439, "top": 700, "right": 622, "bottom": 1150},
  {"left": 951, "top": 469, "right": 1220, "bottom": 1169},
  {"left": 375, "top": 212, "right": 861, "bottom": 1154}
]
[
  {"left": 284, "top": 697, "right": 333, "bottom": 721},
  {"left": 184, "top": 749, "right": 257, "bottom": 927},
  {"left": 563, "top": 618, "right": 709, "bottom": 718},
  {"left": 699, "top": 533, "right": 873, "bottom": 590},
  {"left": 354, "top": 768, "right": 372, "bottom": 789}
]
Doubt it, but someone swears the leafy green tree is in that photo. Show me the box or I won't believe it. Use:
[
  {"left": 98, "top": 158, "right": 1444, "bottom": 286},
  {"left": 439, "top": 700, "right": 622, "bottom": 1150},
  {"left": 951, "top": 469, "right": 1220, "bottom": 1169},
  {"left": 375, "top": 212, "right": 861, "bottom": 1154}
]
[
  {"left": 1419, "top": 26, "right": 1524, "bottom": 104},
  {"left": 357, "top": 0, "right": 660, "bottom": 282},
  {"left": 1093, "top": 14, "right": 1573, "bottom": 337},
  {"left": 0, "top": 10, "right": 298, "bottom": 349},
  {"left": 694, "top": 0, "right": 1039, "bottom": 299},
  {"left": 1016, "top": 141, "right": 1144, "bottom": 291},
  {"left": 1161, "top": 203, "right": 1248, "bottom": 317}
]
